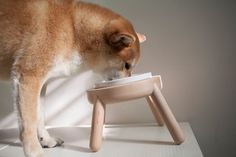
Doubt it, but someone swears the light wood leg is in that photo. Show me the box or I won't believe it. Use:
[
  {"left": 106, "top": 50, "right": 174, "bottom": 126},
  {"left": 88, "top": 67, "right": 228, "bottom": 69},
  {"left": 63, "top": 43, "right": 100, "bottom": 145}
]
[
  {"left": 90, "top": 98, "right": 105, "bottom": 152},
  {"left": 151, "top": 84, "right": 185, "bottom": 144},
  {"left": 146, "top": 96, "right": 165, "bottom": 126}
]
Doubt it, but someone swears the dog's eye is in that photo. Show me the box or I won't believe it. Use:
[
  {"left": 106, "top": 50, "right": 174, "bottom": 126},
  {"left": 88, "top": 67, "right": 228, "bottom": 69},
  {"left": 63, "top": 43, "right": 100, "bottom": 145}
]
[{"left": 124, "top": 62, "right": 131, "bottom": 70}]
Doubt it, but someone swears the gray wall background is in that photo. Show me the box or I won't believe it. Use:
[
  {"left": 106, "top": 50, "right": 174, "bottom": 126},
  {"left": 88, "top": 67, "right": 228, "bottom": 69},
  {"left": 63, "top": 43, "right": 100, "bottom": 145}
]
[{"left": 0, "top": 0, "right": 235, "bottom": 157}]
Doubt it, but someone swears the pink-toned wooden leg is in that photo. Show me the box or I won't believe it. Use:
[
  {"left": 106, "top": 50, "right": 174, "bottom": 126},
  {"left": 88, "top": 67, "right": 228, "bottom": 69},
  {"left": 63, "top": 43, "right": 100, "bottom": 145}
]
[
  {"left": 146, "top": 96, "right": 165, "bottom": 126},
  {"left": 151, "top": 84, "right": 185, "bottom": 144},
  {"left": 90, "top": 98, "right": 105, "bottom": 152}
]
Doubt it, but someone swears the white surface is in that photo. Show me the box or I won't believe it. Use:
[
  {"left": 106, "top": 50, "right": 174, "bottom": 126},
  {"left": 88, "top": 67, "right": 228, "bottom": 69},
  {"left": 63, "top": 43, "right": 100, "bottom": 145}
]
[
  {"left": 95, "top": 72, "right": 152, "bottom": 88},
  {"left": 0, "top": 122, "right": 203, "bottom": 157}
]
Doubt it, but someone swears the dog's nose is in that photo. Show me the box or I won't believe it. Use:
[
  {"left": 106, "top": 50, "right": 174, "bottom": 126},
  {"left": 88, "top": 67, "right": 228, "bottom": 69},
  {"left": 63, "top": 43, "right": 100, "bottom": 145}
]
[{"left": 124, "top": 62, "right": 131, "bottom": 70}]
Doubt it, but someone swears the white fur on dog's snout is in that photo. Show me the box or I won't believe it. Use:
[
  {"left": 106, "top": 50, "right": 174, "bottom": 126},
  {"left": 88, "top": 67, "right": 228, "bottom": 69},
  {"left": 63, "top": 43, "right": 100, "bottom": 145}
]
[
  {"left": 104, "top": 69, "right": 122, "bottom": 81},
  {"left": 102, "top": 67, "right": 128, "bottom": 80}
]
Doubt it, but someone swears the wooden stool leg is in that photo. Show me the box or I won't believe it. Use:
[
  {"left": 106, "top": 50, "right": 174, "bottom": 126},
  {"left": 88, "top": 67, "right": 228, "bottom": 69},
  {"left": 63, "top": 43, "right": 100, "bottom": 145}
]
[
  {"left": 151, "top": 84, "right": 185, "bottom": 144},
  {"left": 146, "top": 96, "right": 165, "bottom": 126},
  {"left": 90, "top": 98, "right": 105, "bottom": 152}
]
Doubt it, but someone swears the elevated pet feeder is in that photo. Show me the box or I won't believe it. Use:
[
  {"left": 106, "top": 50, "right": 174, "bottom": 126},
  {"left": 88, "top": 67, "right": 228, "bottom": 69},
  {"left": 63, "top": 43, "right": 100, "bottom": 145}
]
[{"left": 87, "top": 73, "right": 185, "bottom": 152}]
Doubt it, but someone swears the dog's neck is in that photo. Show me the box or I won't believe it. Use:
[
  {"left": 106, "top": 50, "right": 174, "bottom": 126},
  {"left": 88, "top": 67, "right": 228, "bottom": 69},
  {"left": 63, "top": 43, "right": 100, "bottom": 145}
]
[{"left": 72, "top": 2, "right": 119, "bottom": 53}]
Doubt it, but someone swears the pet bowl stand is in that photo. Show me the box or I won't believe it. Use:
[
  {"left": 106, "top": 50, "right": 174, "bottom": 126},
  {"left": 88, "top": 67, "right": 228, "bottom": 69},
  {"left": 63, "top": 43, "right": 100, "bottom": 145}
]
[{"left": 87, "top": 75, "right": 185, "bottom": 152}]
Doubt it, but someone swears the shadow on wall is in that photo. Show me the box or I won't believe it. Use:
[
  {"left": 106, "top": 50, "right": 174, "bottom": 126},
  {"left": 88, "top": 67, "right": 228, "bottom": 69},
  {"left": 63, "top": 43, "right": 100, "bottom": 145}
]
[{"left": 0, "top": 70, "right": 101, "bottom": 129}]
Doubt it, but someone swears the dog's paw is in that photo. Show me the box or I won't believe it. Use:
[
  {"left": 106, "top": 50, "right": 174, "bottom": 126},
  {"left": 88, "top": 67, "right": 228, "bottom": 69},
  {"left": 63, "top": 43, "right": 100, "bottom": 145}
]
[{"left": 39, "top": 136, "right": 64, "bottom": 148}]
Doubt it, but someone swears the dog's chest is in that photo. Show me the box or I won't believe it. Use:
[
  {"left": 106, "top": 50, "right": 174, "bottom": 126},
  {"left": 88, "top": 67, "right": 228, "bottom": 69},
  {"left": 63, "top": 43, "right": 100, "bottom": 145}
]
[{"left": 47, "top": 51, "right": 82, "bottom": 79}]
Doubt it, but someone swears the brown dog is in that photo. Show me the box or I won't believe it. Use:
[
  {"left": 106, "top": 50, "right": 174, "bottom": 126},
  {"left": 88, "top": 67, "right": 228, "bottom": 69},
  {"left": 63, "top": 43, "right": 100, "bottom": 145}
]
[{"left": 0, "top": 0, "right": 146, "bottom": 157}]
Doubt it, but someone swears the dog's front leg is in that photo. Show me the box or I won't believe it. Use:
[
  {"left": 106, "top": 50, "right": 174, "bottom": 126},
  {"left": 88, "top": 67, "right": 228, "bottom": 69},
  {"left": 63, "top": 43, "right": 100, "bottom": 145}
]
[
  {"left": 38, "top": 84, "right": 64, "bottom": 148},
  {"left": 13, "top": 73, "right": 47, "bottom": 157}
]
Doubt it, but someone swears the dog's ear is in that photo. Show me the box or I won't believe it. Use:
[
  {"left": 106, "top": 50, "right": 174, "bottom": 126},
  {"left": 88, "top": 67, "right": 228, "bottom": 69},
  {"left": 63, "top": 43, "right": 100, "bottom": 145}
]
[
  {"left": 136, "top": 33, "right": 146, "bottom": 43},
  {"left": 105, "top": 18, "right": 136, "bottom": 49},
  {"left": 109, "top": 33, "right": 135, "bottom": 49}
]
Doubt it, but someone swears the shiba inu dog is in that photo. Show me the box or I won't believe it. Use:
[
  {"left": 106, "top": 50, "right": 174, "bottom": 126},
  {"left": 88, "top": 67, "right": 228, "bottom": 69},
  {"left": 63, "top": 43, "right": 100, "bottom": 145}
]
[{"left": 0, "top": 0, "right": 146, "bottom": 156}]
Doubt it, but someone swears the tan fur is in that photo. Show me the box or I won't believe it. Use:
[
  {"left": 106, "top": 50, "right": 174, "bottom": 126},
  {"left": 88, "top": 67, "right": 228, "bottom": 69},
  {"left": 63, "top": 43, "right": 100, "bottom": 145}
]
[{"left": 0, "top": 0, "right": 145, "bottom": 157}]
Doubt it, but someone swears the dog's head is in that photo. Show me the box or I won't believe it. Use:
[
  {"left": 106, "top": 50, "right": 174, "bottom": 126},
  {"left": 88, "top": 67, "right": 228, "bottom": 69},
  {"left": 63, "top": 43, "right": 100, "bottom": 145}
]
[{"left": 97, "top": 17, "right": 146, "bottom": 80}]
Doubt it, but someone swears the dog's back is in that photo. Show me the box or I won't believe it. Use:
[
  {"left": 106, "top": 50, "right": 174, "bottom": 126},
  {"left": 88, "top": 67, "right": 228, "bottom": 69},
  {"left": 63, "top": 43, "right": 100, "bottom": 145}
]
[{"left": 0, "top": 0, "right": 75, "bottom": 80}]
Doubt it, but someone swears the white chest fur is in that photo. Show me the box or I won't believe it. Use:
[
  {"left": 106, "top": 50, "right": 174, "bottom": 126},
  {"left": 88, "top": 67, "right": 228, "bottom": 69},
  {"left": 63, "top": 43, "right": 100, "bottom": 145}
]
[{"left": 47, "top": 50, "right": 82, "bottom": 79}]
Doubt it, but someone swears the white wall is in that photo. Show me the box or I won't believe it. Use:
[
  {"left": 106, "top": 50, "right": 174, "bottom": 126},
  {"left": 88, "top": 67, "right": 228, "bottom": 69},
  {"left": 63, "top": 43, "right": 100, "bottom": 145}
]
[{"left": 0, "top": 0, "right": 236, "bottom": 157}]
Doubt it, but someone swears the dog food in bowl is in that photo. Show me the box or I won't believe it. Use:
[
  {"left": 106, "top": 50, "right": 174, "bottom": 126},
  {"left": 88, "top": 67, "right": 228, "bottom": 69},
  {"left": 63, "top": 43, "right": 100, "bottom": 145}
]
[{"left": 95, "top": 72, "right": 152, "bottom": 88}]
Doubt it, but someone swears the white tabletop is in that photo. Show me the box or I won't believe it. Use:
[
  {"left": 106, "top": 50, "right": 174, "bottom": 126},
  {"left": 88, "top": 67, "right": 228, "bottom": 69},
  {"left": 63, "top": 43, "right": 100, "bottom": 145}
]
[{"left": 0, "top": 122, "right": 203, "bottom": 157}]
